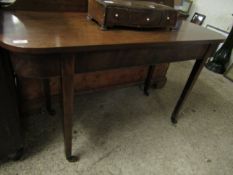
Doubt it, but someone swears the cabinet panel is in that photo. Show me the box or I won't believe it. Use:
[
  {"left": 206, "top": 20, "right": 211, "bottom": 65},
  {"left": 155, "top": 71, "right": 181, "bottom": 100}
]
[{"left": 0, "top": 49, "right": 23, "bottom": 159}]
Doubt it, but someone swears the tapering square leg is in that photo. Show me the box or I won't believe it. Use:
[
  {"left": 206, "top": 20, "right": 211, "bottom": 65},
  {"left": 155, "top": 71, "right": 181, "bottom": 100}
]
[
  {"left": 171, "top": 59, "right": 206, "bottom": 124},
  {"left": 61, "top": 55, "right": 78, "bottom": 162},
  {"left": 171, "top": 45, "right": 218, "bottom": 124}
]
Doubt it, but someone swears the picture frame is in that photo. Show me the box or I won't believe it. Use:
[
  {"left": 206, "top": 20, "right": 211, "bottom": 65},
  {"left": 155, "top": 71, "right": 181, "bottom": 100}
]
[{"left": 191, "top": 12, "right": 206, "bottom": 25}]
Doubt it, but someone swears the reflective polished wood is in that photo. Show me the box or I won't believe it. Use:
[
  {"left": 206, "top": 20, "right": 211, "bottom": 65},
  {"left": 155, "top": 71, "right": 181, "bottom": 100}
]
[
  {"left": 0, "top": 11, "right": 224, "bottom": 53},
  {"left": 0, "top": 11, "right": 225, "bottom": 162},
  {"left": 6, "top": 0, "right": 87, "bottom": 12}
]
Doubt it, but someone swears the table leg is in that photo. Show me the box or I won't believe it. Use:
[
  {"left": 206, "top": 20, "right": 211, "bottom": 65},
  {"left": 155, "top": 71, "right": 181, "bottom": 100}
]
[
  {"left": 171, "top": 44, "right": 218, "bottom": 124},
  {"left": 144, "top": 65, "right": 155, "bottom": 96},
  {"left": 61, "top": 55, "right": 78, "bottom": 162},
  {"left": 171, "top": 59, "right": 206, "bottom": 124},
  {"left": 171, "top": 45, "right": 218, "bottom": 124}
]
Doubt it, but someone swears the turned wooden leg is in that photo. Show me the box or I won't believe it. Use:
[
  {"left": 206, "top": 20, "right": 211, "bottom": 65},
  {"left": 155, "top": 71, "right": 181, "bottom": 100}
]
[
  {"left": 61, "top": 55, "right": 78, "bottom": 162},
  {"left": 152, "top": 63, "right": 169, "bottom": 89},
  {"left": 15, "top": 75, "right": 23, "bottom": 116},
  {"left": 43, "top": 79, "right": 56, "bottom": 115},
  {"left": 171, "top": 45, "right": 218, "bottom": 124},
  {"left": 144, "top": 65, "right": 155, "bottom": 96}
]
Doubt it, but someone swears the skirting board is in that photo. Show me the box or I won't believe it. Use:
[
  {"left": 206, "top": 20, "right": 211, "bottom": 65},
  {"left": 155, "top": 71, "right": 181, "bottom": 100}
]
[{"left": 224, "top": 64, "right": 233, "bottom": 82}]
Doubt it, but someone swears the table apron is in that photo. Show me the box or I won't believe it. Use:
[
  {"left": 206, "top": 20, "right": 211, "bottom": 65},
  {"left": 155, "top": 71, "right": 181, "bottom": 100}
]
[
  {"left": 10, "top": 43, "right": 209, "bottom": 78},
  {"left": 76, "top": 43, "right": 209, "bottom": 73}
]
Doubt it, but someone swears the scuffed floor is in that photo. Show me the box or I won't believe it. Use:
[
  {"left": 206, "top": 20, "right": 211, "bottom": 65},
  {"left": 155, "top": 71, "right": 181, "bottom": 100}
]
[{"left": 1, "top": 61, "right": 233, "bottom": 175}]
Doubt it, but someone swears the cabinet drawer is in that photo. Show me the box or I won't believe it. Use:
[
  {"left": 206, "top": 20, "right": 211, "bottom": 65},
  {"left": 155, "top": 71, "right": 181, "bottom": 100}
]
[
  {"left": 106, "top": 7, "right": 129, "bottom": 26},
  {"left": 129, "top": 10, "right": 162, "bottom": 27},
  {"left": 160, "top": 10, "right": 177, "bottom": 26}
]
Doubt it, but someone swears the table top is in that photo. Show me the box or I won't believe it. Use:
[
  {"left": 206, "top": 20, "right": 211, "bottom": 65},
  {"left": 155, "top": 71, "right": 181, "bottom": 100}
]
[{"left": 0, "top": 11, "right": 225, "bottom": 53}]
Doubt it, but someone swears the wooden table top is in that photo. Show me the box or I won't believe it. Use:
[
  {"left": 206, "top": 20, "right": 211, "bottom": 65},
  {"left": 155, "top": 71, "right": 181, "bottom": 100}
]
[{"left": 0, "top": 11, "right": 225, "bottom": 53}]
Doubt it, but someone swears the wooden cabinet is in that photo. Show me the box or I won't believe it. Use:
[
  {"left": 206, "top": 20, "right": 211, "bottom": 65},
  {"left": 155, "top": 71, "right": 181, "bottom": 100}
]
[
  {"left": 88, "top": 0, "right": 177, "bottom": 29},
  {"left": 0, "top": 49, "right": 23, "bottom": 160}
]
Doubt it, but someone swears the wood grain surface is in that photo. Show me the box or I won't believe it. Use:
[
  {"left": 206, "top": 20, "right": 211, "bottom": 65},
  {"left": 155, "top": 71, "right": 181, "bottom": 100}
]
[{"left": 0, "top": 12, "right": 224, "bottom": 53}]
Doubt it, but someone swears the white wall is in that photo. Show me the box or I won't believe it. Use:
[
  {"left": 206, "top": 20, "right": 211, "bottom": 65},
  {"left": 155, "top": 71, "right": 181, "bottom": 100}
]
[
  {"left": 189, "top": 0, "right": 233, "bottom": 32},
  {"left": 188, "top": 0, "right": 233, "bottom": 65}
]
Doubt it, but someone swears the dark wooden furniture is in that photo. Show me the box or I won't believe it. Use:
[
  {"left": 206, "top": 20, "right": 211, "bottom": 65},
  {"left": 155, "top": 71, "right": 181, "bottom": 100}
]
[
  {"left": 0, "top": 11, "right": 224, "bottom": 162},
  {"left": 0, "top": 48, "right": 24, "bottom": 160},
  {"left": 6, "top": 0, "right": 174, "bottom": 11},
  {"left": 3, "top": 0, "right": 172, "bottom": 115},
  {"left": 87, "top": 0, "right": 177, "bottom": 29}
]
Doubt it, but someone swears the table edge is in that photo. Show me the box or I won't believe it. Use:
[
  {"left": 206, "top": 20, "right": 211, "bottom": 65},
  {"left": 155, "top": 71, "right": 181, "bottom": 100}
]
[{"left": 0, "top": 39, "right": 225, "bottom": 54}]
